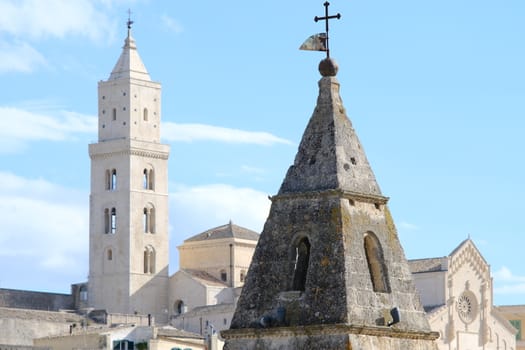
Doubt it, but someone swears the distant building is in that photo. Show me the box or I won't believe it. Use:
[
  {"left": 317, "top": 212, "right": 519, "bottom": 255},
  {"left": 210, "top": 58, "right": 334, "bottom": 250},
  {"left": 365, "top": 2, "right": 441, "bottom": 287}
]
[
  {"left": 494, "top": 305, "right": 525, "bottom": 350},
  {"left": 169, "top": 221, "right": 258, "bottom": 336},
  {"left": 409, "top": 239, "right": 517, "bottom": 350}
]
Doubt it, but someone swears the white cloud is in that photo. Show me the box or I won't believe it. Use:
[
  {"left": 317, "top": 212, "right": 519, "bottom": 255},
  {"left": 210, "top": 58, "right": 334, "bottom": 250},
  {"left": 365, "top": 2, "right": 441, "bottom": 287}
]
[
  {"left": 162, "top": 122, "right": 293, "bottom": 146},
  {"left": 0, "top": 0, "right": 116, "bottom": 73},
  {"left": 0, "top": 39, "right": 47, "bottom": 73},
  {"left": 0, "top": 106, "right": 97, "bottom": 153},
  {"left": 493, "top": 266, "right": 525, "bottom": 283},
  {"left": 170, "top": 183, "right": 271, "bottom": 238},
  {"left": 398, "top": 221, "right": 419, "bottom": 230},
  {"left": 0, "top": 0, "right": 114, "bottom": 42},
  {"left": 161, "top": 14, "right": 183, "bottom": 34},
  {"left": 493, "top": 266, "right": 525, "bottom": 295},
  {"left": 0, "top": 172, "right": 88, "bottom": 272}
]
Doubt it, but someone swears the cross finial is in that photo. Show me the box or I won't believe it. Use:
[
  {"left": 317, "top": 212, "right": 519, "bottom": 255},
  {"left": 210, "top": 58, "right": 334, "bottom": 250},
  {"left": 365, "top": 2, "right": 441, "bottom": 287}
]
[
  {"left": 127, "top": 9, "right": 134, "bottom": 30},
  {"left": 314, "top": 2, "right": 341, "bottom": 58}
]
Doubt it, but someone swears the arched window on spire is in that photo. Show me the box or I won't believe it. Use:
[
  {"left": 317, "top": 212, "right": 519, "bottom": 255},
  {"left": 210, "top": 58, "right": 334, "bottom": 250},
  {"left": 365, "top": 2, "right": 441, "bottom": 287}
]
[
  {"left": 364, "top": 232, "right": 391, "bottom": 293},
  {"left": 291, "top": 236, "right": 311, "bottom": 291}
]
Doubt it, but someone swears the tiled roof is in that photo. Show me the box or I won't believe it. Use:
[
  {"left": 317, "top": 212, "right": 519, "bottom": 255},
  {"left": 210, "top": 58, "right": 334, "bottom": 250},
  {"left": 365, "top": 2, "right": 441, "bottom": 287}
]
[
  {"left": 408, "top": 257, "right": 447, "bottom": 273},
  {"left": 184, "top": 221, "right": 259, "bottom": 242},
  {"left": 183, "top": 269, "right": 228, "bottom": 287}
]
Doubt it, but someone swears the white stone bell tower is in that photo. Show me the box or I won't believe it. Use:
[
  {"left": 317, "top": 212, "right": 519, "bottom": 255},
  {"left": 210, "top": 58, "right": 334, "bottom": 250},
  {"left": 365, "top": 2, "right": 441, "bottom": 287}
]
[{"left": 88, "top": 22, "right": 170, "bottom": 324}]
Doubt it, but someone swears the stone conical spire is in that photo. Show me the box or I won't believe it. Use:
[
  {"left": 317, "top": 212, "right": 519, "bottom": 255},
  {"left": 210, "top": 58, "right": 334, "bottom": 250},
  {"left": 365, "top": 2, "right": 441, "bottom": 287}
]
[
  {"left": 279, "top": 58, "right": 381, "bottom": 197},
  {"left": 108, "top": 26, "right": 151, "bottom": 81},
  {"left": 222, "top": 59, "right": 438, "bottom": 349}
]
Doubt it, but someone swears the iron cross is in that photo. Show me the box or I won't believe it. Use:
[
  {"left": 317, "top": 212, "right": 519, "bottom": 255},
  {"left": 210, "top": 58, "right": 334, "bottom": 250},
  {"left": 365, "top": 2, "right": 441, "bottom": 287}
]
[
  {"left": 127, "top": 9, "right": 134, "bottom": 29},
  {"left": 314, "top": 2, "right": 341, "bottom": 58}
]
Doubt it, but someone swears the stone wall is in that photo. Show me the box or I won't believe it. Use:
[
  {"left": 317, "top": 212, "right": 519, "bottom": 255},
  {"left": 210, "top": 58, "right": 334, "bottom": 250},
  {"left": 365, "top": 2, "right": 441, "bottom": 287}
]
[
  {"left": 0, "top": 289, "right": 73, "bottom": 312},
  {"left": 0, "top": 307, "right": 83, "bottom": 346}
]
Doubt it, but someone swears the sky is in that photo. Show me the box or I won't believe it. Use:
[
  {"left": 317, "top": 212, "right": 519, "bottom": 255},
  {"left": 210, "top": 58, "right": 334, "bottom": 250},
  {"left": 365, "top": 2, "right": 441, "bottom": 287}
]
[{"left": 0, "top": 0, "right": 523, "bottom": 306}]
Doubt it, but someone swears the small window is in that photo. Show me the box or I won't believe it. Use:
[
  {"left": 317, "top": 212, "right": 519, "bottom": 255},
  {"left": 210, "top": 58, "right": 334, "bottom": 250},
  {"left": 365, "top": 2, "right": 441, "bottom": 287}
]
[
  {"left": 220, "top": 270, "right": 227, "bottom": 282},
  {"left": 364, "top": 232, "right": 391, "bottom": 293},
  {"left": 107, "top": 249, "right": 113, "bottom": 261},
  {"left": 143, "top": 246, "right": 155, "bottom": 274},
  {"left": 143, "top": 206, "right": 156, "bottom": 234},
  {"left": 174, "top": 300, "right": 184, "bottom": 315},
  {"left": 112, "top": 108, "right": 117, "bottom": 121},
  {"left": 240, "top": 270, "right": 246, "bottom": 283},
  {"left": 111, "top": 169, "right": 117, "bottom": 190},
  {"left": 149, "top": 207, "right": 156, "bottom": 233},
  {"left": 79, "top": 285, "right": 88, "bottom": 301},
  {"left": 143, "top": 168, "right": 155, "bottom": 190},
  {"left": 104, "top": 208, "right": 110, "bottom": 234},
  {"left": 110, "top": 208, "right": 117, "bottom": 234},
  {"left": 291, "top": 237, "right": 311, "bottom": 291},
  {"left": 143, "top": 208, "right": 149, "bottom": 233},
  {"left": 105, "top": 170, "right": 111, "bottom": 190},
  {"left": 113, "top": 340, "right": 134, "bottom": 350},
  {"left": 143, "top": 108, "right": 148, "bottom": 121}
]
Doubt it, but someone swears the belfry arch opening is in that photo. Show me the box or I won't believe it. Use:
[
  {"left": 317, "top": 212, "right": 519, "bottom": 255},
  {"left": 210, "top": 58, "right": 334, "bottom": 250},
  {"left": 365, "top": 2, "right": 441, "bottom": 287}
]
[
  {"left": 364, "top": 232, "right": 391, "bottom": 293},
  {"left": 143, "top": 168, "right": 155, "bottom": 190},
  {"left": 291, "top": 236, "right": 311, "bottom": 291}
]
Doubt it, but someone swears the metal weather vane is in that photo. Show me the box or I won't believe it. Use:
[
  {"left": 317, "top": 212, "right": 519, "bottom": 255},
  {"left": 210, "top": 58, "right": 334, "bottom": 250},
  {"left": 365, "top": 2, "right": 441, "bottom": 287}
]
[
  {"left": 300, "top": 2, "right": 341, "bottom": 58},
  {"left": 127, "top": 9, "right": 134, "bottom": 29}
]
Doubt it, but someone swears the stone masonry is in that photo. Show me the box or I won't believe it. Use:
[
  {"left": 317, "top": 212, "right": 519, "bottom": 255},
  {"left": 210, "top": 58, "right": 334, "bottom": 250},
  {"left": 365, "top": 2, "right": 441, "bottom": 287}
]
[{"left": 222, "top": 58, "right": 439, "bottom": 349}]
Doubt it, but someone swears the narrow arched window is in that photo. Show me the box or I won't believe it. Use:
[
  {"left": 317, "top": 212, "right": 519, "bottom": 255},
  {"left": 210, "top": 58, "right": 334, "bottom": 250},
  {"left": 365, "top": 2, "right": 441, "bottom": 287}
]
[
  {"left": 292, "top": 237, "right": 310, "bottom": 291},
  {"left": 105, "top": 170, "right": 111, "bottom": 190},
  {"left": 143, "top": 208, "right": 149, "bottom": 233},
  {"left": 364, "top": 232, "right": 391, "bottom": 293},
  {"left": 220, "top": 270, "right": 227, "bottom": 282},
  {"left": 143, "top": 169, "right": 148, "bottom": 189},
  {"left": 110, "top": 208, "right": 117, "bottom": 234},
  {"left": 107, "top": 249, "right": 113, "bottom": 261},
  {"left": 149, "top": 169, "right": 154, "bottom": 190},
  {"left": 112, "top": 108, "right": 117, "bottom": 121},
  {"left": 104, "top": 208, "right": 110, "bottom": 234},
  {"left": 143, "top": 108, "right": 148, "bottom": 121},
  {"left": 174, "top": 300, "right": 184, "bottom": 315},
  {"left": 143, "top": 246, "right": 155, "bottom": 274},
  {"left": 240, "top": 270, "right": 246, "bottom": 283},
  {"left": 149, "top": 207, "right": 156, "bottom": 233},
  {"left": 111, "top": 169, "right": 117, "bottom": 190}
]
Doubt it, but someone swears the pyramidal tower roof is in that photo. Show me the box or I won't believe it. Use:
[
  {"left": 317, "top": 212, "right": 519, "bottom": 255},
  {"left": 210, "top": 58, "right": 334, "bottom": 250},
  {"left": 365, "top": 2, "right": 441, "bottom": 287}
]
[
  {"left": 223, "top": 57, "right": 438, "bottom": 350},
  {"left": 279, "top": 58, "right": 382, "bottom": 198},
  {"left": 108, "top": 25, "right": 151, "bottom": 81}
]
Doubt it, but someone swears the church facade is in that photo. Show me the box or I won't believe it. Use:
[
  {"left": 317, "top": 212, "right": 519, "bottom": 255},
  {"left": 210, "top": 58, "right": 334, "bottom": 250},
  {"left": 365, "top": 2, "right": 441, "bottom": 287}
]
[{"left": 409, "top": 239, "right": 517, "bottom": 350}]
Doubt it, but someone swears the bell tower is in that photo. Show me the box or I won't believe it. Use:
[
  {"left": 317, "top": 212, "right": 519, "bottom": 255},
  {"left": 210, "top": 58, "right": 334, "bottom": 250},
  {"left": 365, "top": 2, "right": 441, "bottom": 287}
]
[{"left": 88, "top": 22, "right": 170, "bottom": 324}]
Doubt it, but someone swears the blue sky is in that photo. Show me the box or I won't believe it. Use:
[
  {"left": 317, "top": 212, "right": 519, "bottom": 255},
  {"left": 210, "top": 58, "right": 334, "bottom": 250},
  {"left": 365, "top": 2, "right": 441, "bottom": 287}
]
[{"left": 0, "top": 0, "right": 524, "bottom": 306}]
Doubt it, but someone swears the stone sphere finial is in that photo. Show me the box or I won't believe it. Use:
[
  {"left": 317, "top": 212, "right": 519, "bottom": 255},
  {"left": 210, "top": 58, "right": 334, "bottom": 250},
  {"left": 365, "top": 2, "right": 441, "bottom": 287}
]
[{"left": 319, "top": 58, "right": 338, "bottom": 77}]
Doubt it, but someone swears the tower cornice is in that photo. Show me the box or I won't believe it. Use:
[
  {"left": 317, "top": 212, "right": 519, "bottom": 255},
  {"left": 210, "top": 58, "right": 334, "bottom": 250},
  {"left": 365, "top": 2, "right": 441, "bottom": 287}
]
[{"left": 271, "top": 189, "right": 389, "bottom": 205}]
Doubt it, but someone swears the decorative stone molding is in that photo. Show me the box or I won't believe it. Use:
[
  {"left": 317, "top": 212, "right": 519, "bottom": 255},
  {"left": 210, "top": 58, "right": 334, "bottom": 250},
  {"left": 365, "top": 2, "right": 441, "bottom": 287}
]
[
  {"left": 271, "top": 189, "right": 389, "bottom": 205},
  {"left": 222, "top": 324, "right": 440, "bottom": 341}
]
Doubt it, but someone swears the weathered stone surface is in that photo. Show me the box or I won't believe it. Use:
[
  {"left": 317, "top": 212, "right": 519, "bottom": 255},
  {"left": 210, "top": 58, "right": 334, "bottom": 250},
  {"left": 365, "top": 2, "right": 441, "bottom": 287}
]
[
  {"left": 223, "top": 62, "right": 438, "bottom": 349},
  {"left": 0, "top": 289, "right": 73, "bottom": 312}
]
